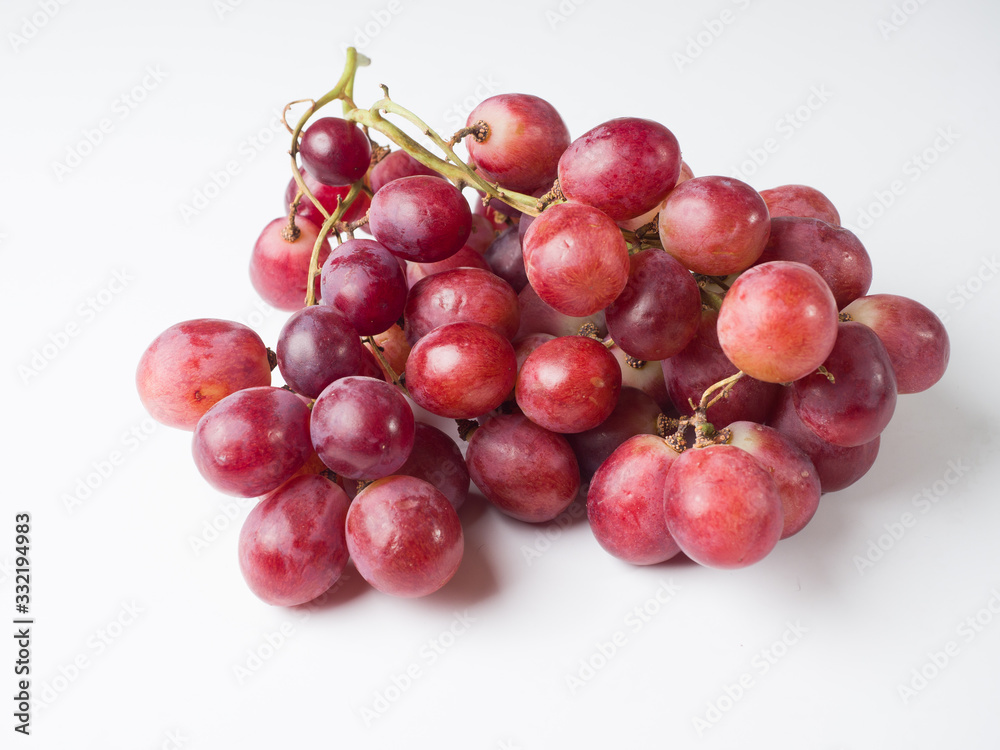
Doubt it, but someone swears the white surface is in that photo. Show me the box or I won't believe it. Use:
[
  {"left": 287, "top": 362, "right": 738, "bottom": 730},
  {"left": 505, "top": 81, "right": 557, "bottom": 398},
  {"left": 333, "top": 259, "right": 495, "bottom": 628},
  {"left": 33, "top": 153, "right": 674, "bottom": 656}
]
[{"left": 3, "top": 0, "right": 999, "bottom": 747}]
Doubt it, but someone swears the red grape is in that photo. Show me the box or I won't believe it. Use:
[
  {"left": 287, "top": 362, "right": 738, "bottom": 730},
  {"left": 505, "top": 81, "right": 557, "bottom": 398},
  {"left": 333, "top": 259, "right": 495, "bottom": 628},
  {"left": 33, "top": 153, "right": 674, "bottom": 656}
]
[
  {"left": 404, "top": 246, "right": 492, "bottom": 287},
  {"left": 484, "top": 226, "right": 528, "bottom": 293},
  {"left": 319, "top": 238, "right": 407, "bottom": 336},
  {"left": 238, "top": 474, "right": 350, "bottom": 606},
  {"left": 275, "top": 305, "right": 365, "bottom": 399},
  {"left": 658, "top": 176, "right": 770, "bottom": 276},
  {"left": 841, "top": 293, "right": 950, "bottom": 394},
  {"left": 465, "top": 93, "right": 571, "bottom": 194},
  {"left": 516, "top": 335, "right": 622, "bottom": 434},
  {"left": 587, "top": 434, "right": 682, "bottom": 565},
  {"left": 395, "top": 422, "right": 470, "bottom": 510},
  {"left": 249, "top": 216, "right": 330, "bottom": 311},
  {"left": 310, "top": 376, "right": 415, "bottom": 480},
  {"left": 346, "top": 475, "right": 463, "bottom": 598},
  {"left": 663, "top": 444, "right": 783, "bottom": 569},
  {"left": 405, "top": 321, "right": 517, "bottom": 419},
  {"left": 136, "top": 319, "right": 271, "bottom": 430},
  {"left": 558, "top": 117, "right": 681, "bottom": 221},
  {"left": 299, "top": 116, "right": 371, "bottom": 186},
  {"left": 567, "top": 387, "right": 661, "bottom": 481},
  {"left": 368, "top": 175, "right": 472, "bottom": 262},
  {"left": 521, "top": 201, "right": 630, "bottom": 317},
  {"left": 369, "top": 149, "right": 440, "bottom": 193},
  {"left": 759, "top": 184, "right": 840, "bottom": 225},
  {"left": 717, "top": 261, "right": 839, "bottom": 383},
  {"left": 466, "top": 412, "right": 580, "bottom": 523},
  {"left": 404, "top": 267, "right": 520, "bottom": 345},
  {"left": 192, "top": 386, "right": 313, "bottom": 497},
  {"left": 284, "top": 169, "right": 371, "bottom": 229},
  {"left": 791, "top": 322, "right": 897, "bottom": 447}
]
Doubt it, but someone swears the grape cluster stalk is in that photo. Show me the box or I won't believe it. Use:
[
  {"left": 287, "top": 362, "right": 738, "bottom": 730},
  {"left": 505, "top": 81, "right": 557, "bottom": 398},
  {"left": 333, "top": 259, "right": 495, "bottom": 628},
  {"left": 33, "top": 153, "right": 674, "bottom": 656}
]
[{"left": 135, "top": 49, "right": 951, "bottom": 604}]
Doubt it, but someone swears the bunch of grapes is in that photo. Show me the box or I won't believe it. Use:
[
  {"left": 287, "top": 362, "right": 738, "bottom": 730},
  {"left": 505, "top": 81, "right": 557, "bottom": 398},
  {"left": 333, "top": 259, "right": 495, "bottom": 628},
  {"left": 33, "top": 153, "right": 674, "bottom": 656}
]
[{"left": 136, "top": 50, "right": 949, "bottom": 605}]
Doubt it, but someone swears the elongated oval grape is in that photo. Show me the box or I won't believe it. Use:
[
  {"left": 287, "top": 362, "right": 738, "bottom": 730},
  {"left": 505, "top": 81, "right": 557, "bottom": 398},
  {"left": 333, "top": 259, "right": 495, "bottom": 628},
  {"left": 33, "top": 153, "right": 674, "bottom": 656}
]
[{"left": 587, "top": 434, "right": 682, "bottom": 565}]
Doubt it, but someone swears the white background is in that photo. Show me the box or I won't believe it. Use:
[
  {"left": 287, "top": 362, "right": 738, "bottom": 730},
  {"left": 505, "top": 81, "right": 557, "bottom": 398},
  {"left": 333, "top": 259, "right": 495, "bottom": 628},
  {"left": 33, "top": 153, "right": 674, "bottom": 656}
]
[{"left": 3, "top": 0, "right": 999, "bottom": 747}]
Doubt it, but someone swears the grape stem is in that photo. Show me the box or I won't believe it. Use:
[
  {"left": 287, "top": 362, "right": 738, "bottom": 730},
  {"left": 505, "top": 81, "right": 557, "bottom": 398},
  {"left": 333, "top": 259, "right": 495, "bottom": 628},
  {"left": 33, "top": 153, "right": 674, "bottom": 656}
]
[
  {"left": 363, "top": 335, "right": 402, "bottom": 386},
  {"left": 658, "top": 371, "right": 744, "bottom": 452},
  {"left": 303, "top": 183, "right": 363, "bottom": 307}
]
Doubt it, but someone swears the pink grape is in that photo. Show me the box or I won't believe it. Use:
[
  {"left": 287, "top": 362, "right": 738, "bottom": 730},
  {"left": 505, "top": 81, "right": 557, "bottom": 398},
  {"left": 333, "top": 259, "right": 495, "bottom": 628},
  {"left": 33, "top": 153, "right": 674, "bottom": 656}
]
[
  {"left": 791, "top": 322, "right": 897, "bottom": 447},
  {"left": 605, "top": 248, "right": 701, "bottom": 361},
  {"left": 587, "top": 434, "right": 682, "bottom": 565},
  {"left": 516, "top": 335, "right": 622, "bottom": 434},
  {"left": 663, "top": 444, "right": 783, "bottom": 569},
  {"left": 249, "top": 216, "right": 330, "bottom": 311},
  {"left": 405, "top": 321, "right": 517, "bottom": 418},
  {"left": 310, "top": 376, "right": 415, "bottom": 480},
  {"left": 136, "top": 319, "right": 271, "bottom": 431},
  {"left": 238, "top": 474, "right": 350, "bottom": 606},
  {"left": 465, "top": 214, "right": 497, "bottom": 255},
  {"left": 717, "top": 261, "right": 839, "bottom": 384},
  {"left": 521, "top": 201, "right": 630, "bottom": 317},
  {"left": 726, "top": 421, "right": 821, "bottom": 539},
  {"left": 658, "top": 176, "right": 771, "bottom": 276},
  {"left": 759, "top": 184, "right": 840, "bottom": 225},
  {"left": 558, "top": 117, "right": 681, "bottom": 221},
  {"left": 404, "top": 267, "right": 520, "bottom": 345},
  {"left": 465, "top": 93, "right": 571, "bottom": 193},
  {"left": 368, "top": 175, "right": 472, "bottom": 263},
  {"left": 466, "top": 413, "right": 580, "bottom": 523},
  {"left": 756, "top": 217, "right": 872, "bottom": 309},
  {"left": 192, "top": 386, "right": 313, "bottom": 497},
  {"left": 346, "top": 475, "right": 463, "bottom": 598},
  {"left": 299, "top": 116, "right": 370, "bottom": 186},
  {"left": 841, "top": 293, "right": 950, "bottom": 394}
]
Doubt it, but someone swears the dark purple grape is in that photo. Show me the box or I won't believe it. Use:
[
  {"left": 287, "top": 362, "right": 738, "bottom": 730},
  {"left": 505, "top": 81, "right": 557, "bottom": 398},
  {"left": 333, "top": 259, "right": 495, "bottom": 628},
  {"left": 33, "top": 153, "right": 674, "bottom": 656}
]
[
  {"left": 395, "top": 423, "right": 470, "bottom": 510},
  {"left": 299, "top": 117, "right": 371, "bottom": 186},
  {"left": 276, "top": 305, "right": 365, "bottom": 398},
  {"left": 484, "top": 225, "right": 528, "bottom": 293}
]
